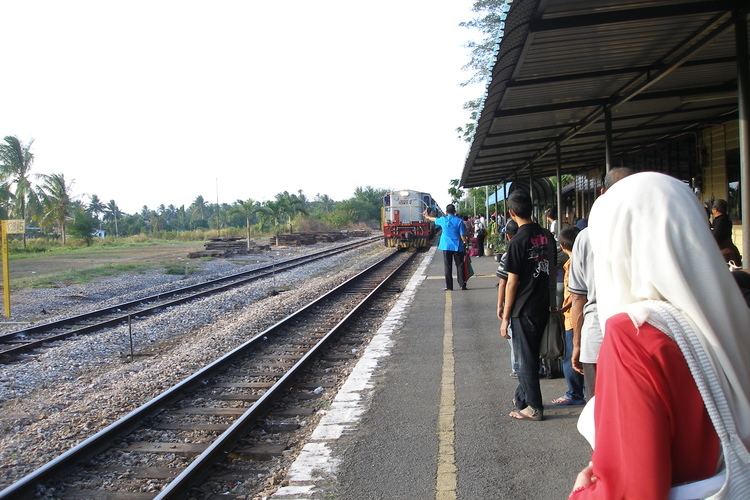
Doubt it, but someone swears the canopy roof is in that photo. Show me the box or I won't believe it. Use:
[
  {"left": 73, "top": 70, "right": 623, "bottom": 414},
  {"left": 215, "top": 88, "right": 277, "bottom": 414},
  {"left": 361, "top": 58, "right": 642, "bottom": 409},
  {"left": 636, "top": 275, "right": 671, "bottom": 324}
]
[{"left": 461, "top": 0, "right": 746, "bottom": 187}]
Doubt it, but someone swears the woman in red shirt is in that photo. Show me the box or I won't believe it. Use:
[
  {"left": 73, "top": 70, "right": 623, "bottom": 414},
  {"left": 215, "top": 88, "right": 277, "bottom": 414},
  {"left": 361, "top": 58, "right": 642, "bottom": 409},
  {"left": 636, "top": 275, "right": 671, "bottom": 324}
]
[{"left": 569, "top": 172, "right": 750, "bottom": 498}]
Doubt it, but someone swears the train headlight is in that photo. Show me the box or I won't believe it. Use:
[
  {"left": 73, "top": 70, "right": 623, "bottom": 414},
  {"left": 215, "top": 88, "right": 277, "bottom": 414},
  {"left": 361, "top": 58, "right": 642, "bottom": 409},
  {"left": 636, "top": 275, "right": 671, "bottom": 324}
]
[{"left": 399, "top": 190, "right": 410, "bottom": 196}]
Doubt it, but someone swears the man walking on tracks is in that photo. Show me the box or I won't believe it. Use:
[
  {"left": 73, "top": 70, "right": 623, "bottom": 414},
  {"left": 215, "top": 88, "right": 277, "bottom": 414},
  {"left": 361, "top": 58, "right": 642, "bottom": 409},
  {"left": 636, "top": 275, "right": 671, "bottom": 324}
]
[
  {"left": 500, "top": 191, "right": 556, "bottom": 421},
  {"left": 424, "top": 204, "right": 467, "bottom": 291}
]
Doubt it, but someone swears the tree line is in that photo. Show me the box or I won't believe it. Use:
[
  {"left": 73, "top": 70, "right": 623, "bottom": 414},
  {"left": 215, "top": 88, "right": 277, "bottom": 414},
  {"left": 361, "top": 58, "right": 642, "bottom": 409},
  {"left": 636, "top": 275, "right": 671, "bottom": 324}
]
[{"left": 0, "top": 136, "right": 387, "bottom": 247}]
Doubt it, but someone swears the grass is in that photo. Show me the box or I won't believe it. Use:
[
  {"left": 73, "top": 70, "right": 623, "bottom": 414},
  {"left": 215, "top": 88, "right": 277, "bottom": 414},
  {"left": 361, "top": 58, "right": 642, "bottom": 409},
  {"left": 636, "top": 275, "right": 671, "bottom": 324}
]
[
  {"left": 9, "top": 238, "right": 200, "bottom": 261},
  {"left": 164, "top": 263, "right": 199, "bottom": 276},
  {"left": 19, "top": 263, "right": 149, "bottom": 288}
]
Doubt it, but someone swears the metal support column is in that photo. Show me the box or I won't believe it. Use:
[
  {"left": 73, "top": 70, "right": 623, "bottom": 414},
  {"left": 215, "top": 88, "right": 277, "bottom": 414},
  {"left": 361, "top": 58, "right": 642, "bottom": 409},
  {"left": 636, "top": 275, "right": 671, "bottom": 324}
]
[
  {"left": 604, "top": 106, "right": 613, "bottom": 173},
  {"left": 494, "top": 184, "right": 499, "bottom": 221},
  {"left": 485, "top": 185, "right": 489, "bottom": 222},
  {"left": 529, "top": 168, "right": 535, "bottom": 220},
  {"left": 503, "top": 181, "right": 508, "bottom": 225},
  {"left": 736, "top": 6, "right": 750, "bottom": 269},
  {"left": 555, "top": 142, "right": 563, "bottom": 240}
]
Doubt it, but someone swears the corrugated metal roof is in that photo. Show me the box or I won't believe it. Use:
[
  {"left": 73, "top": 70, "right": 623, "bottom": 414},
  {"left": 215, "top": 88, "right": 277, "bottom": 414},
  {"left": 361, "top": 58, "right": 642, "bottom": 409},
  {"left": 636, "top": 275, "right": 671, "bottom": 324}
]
[{"left": 461, "top": 0, "right": 745, "bottom": 186}]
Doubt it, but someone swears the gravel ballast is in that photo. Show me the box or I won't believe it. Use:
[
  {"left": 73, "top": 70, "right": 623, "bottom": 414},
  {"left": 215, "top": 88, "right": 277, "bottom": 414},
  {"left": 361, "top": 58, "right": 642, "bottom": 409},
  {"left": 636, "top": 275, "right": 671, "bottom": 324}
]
[{"left": 0, "top": 240, "right": 394, "bottom": 488}]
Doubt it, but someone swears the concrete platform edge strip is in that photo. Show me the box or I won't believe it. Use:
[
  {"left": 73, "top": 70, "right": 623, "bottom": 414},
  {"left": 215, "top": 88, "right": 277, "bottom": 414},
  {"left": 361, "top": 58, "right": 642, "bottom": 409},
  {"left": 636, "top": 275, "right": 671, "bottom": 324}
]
[{"left": 272, "top": 248, "right": 436, "bottom": 498}]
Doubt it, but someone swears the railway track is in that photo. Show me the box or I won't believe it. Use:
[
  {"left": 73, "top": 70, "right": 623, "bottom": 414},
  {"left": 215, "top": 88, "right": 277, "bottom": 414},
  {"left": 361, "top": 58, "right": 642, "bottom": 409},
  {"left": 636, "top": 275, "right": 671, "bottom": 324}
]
[
  {"left": 0, "top": 236, "right": 381, "bottom": 362},
  {"left": 0, "top": 248, "right": 416, "bottom": 499}
]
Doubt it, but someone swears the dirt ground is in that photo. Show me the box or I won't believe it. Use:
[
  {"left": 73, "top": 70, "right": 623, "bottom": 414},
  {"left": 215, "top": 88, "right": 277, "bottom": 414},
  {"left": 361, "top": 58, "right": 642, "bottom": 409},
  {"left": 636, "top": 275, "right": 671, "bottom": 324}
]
[{"left": 8, "top": 241, "right": 203, "bottom": 287}]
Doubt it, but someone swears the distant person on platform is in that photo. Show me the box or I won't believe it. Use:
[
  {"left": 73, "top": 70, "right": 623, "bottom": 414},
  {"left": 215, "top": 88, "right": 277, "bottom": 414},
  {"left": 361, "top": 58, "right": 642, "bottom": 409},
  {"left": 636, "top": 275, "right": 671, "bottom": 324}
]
[
  {"left": 500, "top": 191, "right": 556, "bottom": 421},
  {"left": 475, "top": 216, "right": 486, "bottom": 257},
  {"left": 711, "top": 199, "right": 742, "bottom": 266},
  {"left": 545, "top": 208, "right": 559, "bottom": 240},
  {"left": 424, "top": 204, "right": 467, "bottom": 291}
]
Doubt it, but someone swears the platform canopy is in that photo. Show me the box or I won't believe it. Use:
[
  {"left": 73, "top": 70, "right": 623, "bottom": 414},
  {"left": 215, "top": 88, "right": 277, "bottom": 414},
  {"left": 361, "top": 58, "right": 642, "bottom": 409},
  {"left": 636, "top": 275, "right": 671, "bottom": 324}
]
[{"left": 461, "top": 0, "right": 748, "bottom": 187}]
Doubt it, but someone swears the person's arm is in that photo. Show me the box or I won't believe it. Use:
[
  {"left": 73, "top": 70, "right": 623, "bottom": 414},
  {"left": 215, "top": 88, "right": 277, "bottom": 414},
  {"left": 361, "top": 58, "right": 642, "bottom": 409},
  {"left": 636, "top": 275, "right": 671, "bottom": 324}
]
[
  {"left": 570, "top": 293, "right": 586, "bottom": 374},
  {"left": 559, "top": 293, "right": 572, "bottom": 313},
  {"left": 423, "top": 210, "right": 436, "bottom": 222},
  {"left": 497, "top": 278, "right": 506, "bottom": 320},
  {"left": 500, "top": 273, "right": 519, "bottom": 339}
]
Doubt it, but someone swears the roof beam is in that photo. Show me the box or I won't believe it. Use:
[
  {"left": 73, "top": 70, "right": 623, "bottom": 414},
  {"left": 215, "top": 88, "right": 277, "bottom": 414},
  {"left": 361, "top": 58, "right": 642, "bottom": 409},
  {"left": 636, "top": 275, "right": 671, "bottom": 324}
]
[
  {"left": 483, "top": 118, "right": 720, "bottom": 151},
  {"left": 485, "top": 103, "right": 736, "bottom": 139},
  {"left": 517, "top": 11, "right": 734, "bottom": 172},
  {"left": 505, "top": 56, "right": 736, "bottom": 89},
  {"left": 529, "top": 1, "right": 730, "bottom": 32},
  {"left": 495, "top": 82, "right": 735, "bottom": 118}
]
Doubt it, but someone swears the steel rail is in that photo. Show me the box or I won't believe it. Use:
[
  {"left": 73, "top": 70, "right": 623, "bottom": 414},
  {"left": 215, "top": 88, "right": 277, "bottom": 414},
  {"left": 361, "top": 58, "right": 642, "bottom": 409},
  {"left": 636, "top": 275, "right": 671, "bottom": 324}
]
[
  {"left": 157, "top": 251, "right": 415, "bottom": 498},
  {"left": 0, "top": 236, "right": 381, "bottom": 359},
  {"left": 0, "top": 248, "right": 413, "bottom": 499}
]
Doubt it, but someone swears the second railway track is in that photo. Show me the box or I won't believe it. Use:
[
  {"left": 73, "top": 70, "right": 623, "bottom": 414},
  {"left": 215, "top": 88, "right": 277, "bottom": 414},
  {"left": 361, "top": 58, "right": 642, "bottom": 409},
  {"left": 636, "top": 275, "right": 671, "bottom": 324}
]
[
  {"left": 0, "top": 236, "right": 381, "bottom": 362},
  {"left": 0, "top": 247, "right": 418, "bottom": 499}
]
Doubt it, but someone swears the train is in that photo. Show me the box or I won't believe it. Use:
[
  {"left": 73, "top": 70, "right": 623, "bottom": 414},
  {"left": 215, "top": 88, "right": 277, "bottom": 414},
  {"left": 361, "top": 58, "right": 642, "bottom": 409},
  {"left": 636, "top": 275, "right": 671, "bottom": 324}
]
[{"left": 382, "top": 189, "right": 442, "bottom": 249}]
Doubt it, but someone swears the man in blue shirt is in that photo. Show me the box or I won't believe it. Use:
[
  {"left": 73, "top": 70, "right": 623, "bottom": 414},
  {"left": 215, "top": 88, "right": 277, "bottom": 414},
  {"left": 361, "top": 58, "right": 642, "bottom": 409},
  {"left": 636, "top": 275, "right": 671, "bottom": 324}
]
[{"left": 424, "top": 204, "right": 467, "bottom": 291}]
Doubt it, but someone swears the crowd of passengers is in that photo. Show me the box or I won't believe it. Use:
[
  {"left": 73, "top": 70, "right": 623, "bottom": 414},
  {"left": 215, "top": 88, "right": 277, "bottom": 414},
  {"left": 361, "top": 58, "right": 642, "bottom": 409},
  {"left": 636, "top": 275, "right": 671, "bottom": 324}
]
[{"left": 428, "top": 169, "right": 750, "bottom": 499}]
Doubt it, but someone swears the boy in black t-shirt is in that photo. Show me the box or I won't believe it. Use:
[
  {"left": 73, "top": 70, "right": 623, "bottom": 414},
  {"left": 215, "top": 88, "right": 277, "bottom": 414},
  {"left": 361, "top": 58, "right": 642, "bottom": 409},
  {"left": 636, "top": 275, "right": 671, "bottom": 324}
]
[{"left": 500, "top": 191, "right": 556, "bottom": 421}]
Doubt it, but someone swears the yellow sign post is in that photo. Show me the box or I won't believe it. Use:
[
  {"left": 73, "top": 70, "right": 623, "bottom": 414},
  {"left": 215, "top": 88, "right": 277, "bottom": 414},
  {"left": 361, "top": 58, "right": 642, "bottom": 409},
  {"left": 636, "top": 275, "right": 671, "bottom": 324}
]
[{"left": 1, "top": 220, "right": 24, "bottom": 318}]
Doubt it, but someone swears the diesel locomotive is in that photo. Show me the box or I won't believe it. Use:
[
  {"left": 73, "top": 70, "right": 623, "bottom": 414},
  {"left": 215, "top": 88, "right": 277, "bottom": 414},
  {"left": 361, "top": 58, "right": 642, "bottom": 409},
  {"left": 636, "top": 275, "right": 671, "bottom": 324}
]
[{"left": 382, "top": 189, "right": 441, "bottom": 249}]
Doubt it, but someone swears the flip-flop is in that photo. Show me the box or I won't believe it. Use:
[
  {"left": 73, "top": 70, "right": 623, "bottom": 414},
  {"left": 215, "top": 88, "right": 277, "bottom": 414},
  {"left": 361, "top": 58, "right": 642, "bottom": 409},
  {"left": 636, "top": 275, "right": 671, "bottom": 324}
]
[
  {"left": 509, "top": 409, "right": 543, "bottom": 421},
  {"left": 551, "top": 396, "right": 586, "bottom": 406}
]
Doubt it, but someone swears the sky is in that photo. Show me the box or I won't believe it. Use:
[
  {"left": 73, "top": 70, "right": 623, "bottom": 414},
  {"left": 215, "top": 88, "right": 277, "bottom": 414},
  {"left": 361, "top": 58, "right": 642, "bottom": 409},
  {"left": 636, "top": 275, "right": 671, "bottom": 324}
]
[{"left": 1, "top": 0, "right": 484, "bottom": 214}]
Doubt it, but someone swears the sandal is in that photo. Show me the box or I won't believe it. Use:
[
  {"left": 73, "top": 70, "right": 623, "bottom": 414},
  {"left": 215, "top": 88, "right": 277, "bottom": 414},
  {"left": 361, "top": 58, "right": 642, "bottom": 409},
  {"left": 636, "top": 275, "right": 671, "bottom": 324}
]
[
  {"left": 509, "top": 409, "right": 543, "bottom": 421},
  {"left": 551, "top": 396, "right": 586, "bottom": 406}
]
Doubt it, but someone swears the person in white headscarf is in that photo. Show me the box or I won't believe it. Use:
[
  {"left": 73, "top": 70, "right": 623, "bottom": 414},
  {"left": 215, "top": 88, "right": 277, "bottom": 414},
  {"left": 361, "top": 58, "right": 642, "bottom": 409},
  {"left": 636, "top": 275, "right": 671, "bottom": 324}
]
[{"left": 569, "top": 172, "right": 750, "bottom": 499}]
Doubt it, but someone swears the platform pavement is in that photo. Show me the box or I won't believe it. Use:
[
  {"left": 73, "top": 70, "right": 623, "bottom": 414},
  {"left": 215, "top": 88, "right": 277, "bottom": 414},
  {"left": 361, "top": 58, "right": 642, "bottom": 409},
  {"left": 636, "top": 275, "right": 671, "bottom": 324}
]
[{"left": 275, "top": 248, "right": 591, "bottom": 500}]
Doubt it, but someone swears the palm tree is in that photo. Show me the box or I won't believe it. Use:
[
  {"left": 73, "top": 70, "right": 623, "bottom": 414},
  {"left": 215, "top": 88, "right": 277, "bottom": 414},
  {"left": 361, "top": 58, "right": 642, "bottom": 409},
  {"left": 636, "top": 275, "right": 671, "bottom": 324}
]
[
  {"left": 39, "top": 173, "right": 74, "bottom": 245},
  {"left": 190, "top": 195, "right": 207, "bottom": 228},
  {"left": 88, "top": 194, "right": 106, "bottom": 229},
  {"left": 104, "top": 200, "right": 120, "bottom": 237},
  {"left": 233, "top": 198, "right": 271, "bottom": 251},
  {"left": 0, "top": 136, "right": 35, "bottom": 247},
  {"left": 314, "top": 193, "right": 336, "bottom": 213},
  {"left": 274, "top": 191, "right": 308, "bottom": 233}
]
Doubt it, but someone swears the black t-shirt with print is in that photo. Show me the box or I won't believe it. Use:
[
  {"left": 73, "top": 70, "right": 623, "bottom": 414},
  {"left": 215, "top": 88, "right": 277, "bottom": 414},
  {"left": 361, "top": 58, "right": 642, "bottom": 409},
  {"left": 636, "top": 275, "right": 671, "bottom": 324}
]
[{"left": 505, "top": 222, "right": 556, "bottom": 323}]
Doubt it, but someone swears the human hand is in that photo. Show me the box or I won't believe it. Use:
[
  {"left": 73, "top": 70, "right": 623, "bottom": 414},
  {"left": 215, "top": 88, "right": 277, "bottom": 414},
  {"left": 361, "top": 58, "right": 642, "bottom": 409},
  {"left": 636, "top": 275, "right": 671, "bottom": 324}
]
[
  {"left": 571, "top": 462, "right": 597, "bottom": 493},
  {"left": 572, "top": 345, "right": 583, "bottom": 375},
  {"left": 500, "top": 317, "right": 510, "bottom": 339}
]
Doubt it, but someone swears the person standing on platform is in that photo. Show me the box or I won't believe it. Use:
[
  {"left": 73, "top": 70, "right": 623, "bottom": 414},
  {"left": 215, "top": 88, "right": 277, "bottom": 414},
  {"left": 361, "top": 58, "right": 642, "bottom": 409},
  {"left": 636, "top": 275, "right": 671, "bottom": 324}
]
[
  {"left": 545, "top": 208, "right": 558, "bottom": 240},
  {"left": 570, "top": 172, "right": 750, "bottom": 498},
  {"left": 570, "top": 168, "right": 633, "bottom": 400},
  {"left": 475, "top": 216, "right": 486, "bottom": 256},
  {"left": 497, "top": 219, "right": 520, "bottom": 378},
  {"left": 711, "top": 199, "right": 743, "bottom": 266},
  {"left": 500, "top": 191, "right": 556, "bottom": 421},
  {"left": 424, "top": 204, "right": 467, "bottom": 291},
  {"left": 550, "top": 226, "right": 585, "bottom": 406}
]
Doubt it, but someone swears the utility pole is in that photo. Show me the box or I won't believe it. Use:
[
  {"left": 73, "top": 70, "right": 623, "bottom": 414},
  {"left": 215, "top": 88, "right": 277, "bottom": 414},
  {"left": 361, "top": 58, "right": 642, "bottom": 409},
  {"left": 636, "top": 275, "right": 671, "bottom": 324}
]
[{"left": 215, "top": 178, "right": 220, "bottom": 238}]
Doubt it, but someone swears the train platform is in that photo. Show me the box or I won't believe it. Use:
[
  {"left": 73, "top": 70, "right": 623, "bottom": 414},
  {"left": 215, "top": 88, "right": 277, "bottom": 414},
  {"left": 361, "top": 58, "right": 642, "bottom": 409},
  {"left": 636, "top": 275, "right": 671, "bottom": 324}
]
[{"left": 274, "top": 248, "right": 591, "bottom": 499}]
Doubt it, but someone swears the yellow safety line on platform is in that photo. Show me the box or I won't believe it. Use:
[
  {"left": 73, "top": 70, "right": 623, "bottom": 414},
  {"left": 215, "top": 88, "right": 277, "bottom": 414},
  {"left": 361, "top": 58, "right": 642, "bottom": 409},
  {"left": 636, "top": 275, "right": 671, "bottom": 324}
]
[{"left": 436, "top": 292, "right": 457, "bottom": 500}]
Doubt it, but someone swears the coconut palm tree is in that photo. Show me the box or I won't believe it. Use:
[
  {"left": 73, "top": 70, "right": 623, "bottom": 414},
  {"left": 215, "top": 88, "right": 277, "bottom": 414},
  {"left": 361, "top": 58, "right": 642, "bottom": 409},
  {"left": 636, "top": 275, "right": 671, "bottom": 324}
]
[
  {"left": 104, "top": 200, "right": 120, "bottom": 237},
  {"left": 87, "top": 194, "right": 106, "bottom": 229},
  {"left": 39, "top": 173, "right": 74, "bottom": 245},
  {"left": 232, "top": 198, "right": 271, "bottom": 251},
  {"left": 314, "top": 193, "right": 336, "bottom": 213},
  {"left": 274, "top": 191, "right": 308, "bottom": 233},
  {"left": 0, "top": 136, "right": 35, "bottom": 247},
  {"left": 190, "top": 195, "right": 208, "bottom": 228}
]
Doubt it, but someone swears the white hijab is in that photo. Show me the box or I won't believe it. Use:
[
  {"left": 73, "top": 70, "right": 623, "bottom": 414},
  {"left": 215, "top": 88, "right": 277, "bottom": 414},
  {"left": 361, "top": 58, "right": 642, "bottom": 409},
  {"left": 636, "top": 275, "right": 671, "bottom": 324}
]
[{"left": 587, "top": 172, "right": 750, "bottom": 449}]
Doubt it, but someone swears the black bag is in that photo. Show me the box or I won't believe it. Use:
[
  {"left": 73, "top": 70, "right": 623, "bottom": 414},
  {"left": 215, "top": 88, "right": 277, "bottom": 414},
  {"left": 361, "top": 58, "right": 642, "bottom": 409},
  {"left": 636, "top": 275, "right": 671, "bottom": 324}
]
[
  {"left": 540, "top": 310, "right": 565, "bottom": 361},
  {"left": 539, "top": 357, "right": 564, "bottom": 379}
]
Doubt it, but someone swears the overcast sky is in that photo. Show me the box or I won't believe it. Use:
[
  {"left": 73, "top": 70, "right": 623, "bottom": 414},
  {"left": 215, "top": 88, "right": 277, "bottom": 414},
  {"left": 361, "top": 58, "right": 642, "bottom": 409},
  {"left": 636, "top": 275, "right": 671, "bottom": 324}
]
[{"left": 2, "top": 0, "right": 483, "bottom": 213}]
